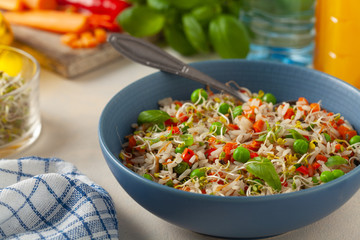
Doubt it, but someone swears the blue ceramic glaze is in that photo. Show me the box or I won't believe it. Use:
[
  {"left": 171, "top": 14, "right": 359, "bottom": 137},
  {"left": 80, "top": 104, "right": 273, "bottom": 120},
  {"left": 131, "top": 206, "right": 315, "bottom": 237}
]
[{"left": 99, "top": 60, "right": 360, "bottom": 238}]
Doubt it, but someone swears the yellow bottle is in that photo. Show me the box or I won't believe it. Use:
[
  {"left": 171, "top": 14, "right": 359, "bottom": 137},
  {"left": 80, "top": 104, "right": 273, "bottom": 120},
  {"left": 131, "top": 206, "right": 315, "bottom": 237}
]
[
  {"left": 313, "top": 0, "right": 360, "bottom": 89},
  {"left": 0, "top": 12, "right": 13, "bottom": 45}
]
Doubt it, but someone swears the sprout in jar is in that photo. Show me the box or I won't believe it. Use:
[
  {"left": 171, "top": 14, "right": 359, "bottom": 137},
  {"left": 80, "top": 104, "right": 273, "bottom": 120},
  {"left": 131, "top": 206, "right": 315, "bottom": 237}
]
[{"left": 0, "top": 71, "right": 29, "bottom": 146}]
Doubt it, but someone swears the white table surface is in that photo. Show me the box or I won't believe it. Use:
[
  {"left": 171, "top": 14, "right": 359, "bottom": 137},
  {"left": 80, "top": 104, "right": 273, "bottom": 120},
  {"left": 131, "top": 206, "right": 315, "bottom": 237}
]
[{"left": 10, "top": 51, "right": 360, "bottom": 240}]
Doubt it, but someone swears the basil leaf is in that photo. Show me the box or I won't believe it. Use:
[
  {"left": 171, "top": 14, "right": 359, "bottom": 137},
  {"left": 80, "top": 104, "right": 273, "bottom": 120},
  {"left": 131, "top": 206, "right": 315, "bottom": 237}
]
[
  {"left": 288, "top": 129, "right": 308, "bottom": 141},
  {"left": 147, "top": 0, "right": 171, "bottom": 10},
  {"left": 169, "top": 0, "right": 203, "bottom": 10},
  {"left": 191, "top": 3, "right": 222, "bottom": 26},
  {"left": 209, "top": 14, "right": 250, "bottom": 58},
  {"left": 118, "top": 6, "right": 165, "bottom": 37},
  {"left": 325, "top": 156, "right": 348, "bottom": 167},
  {"left": 182, "top": 14, "right": 210, "bottom": 53},
  {"left": 137, "top": 110, "right": 171, "bottom": 124},
  {"left": 246, "top": 157, "right": 282, "bottom": 191},
  {"left": 164, "top": 24, "right": 197, "bottom": 56}
]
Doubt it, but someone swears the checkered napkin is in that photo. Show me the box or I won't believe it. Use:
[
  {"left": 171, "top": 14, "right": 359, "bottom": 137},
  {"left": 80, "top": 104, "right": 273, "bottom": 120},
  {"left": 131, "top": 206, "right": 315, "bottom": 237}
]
[{"left": 0, "top": 157, "right": 118, "bottom": 239}]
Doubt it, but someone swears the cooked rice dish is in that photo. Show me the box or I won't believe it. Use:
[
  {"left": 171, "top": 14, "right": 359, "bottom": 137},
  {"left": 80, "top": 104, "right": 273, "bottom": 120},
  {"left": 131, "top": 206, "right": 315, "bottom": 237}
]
[{"left": 120, "top": 88, "right": 360, "bottom": 196}]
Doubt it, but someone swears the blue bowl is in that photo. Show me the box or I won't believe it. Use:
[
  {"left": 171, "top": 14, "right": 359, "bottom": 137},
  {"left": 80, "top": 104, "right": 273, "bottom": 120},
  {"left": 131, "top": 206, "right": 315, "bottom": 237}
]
[{"left": 99, "top": 60, "right": 360, "bottom": 238}]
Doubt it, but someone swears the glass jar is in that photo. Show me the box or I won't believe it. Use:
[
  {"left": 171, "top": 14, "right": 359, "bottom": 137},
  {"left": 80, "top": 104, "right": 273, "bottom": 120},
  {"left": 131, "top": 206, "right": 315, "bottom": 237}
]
[{"left": 0, "top": 46, "right": 41, "bottom": 157}]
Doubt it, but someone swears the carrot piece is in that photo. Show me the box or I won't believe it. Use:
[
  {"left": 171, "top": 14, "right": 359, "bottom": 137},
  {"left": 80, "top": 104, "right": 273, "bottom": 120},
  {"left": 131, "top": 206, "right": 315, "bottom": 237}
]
[
  {"left": 344, "top": 130, "right": 357, "bottom": 142},
  {"left": 22, "top": 0, "right": 57, "bottom": 9},
  {"left": 223, "top": 142, "right": 237, "bottom": 155},
  {"left": 94, "top": 28, "right": 107, "bottom": 43},
  {"left": 0, "top": 0, "right": 23, "bottom": 10},
  {"left": 253, "top": 119, "right": 265, "bottom": 133},
  {"left": 4, "top": 10, "right": 89, "bottom": 33},
  {"left": 297, "top": 97, "right": 309, "bottom": 105},
  {"left": 316, "top": 154, "right": 328, "bottom": 162},
  {"left": 60, "top": 33, "right": 78, "bottom": 45},
  {"left": 284, "top": 108, "right": 295, "bottom": 119},
  {"left": 80, "top": 31, "right": 97, "bottom": 48},
  {"left": 309, "top": 103, "right": 320, "bottom": 112},
  {"left": 338, "top": 125, "right": 350, "bottom": 139}
]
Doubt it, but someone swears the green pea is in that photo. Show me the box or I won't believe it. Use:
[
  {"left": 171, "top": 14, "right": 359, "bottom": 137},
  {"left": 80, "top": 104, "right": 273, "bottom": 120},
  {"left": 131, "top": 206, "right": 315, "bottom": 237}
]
[
  {"left": 233, "top": 146, "right": 250, "bottom": 163},
  {"left": 320, "top": 171, "right": 335, "bottom": 182},
  {"left": 349, "top": 135, "right": 360, "bottom": 145},
  {"left": 218, "top": 103, "right": 230, "bottom": 115},
  {"left": 210, "top": 122, "right": 226, "bottom": 135},
  {"left": 191, "top": 88, "right": 208, "bottom": 104},
  {"left": 332, "top": 169, "right": 344, "bottom": 179},
  {"left": 175, "top": 145, "right": 186, "bottom": 154},
  {"left": 233, "top": 105, "right": 243, "bottom": 118},
  {"left": 174, "top": 161, "right": 189, "bottom": 174},
  {"left": 190, "top": 168, "right": 206, "bottom": 179},
  {"left": 293, "top": 139, "right": 309, "bottom": 154},
  {"left": 262, "top": 93, "right": 277, "bottom": 104},
  {"left": 323, "top": 133, "right": 331, "bottom": 142},
  {"left": 143, "top": 173, "right": 153, "bottom": 181}
]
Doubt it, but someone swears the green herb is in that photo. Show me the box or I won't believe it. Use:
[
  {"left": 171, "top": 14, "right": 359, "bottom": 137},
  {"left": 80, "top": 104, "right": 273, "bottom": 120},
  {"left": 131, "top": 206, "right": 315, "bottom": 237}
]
[
  {"left": 209, "top": 14, "right": 250, "bottom": 58},
  {"left": 246, "top": 157, "right": 282, "bottom": 191},
  {"left": 325, "top": 156, "right": 348, "bottom": 167},
  {"left": 288, "top": 129, "right": 308, "bottom": 141},
  {"left": 118, "top": 0, "right": 250, "bottom": 58},
  {"left": 137, "top": 110, "right": 171, "bottom": 124},
  {"left": 118, "top": 5, "right": 165, "bottom": 37}
]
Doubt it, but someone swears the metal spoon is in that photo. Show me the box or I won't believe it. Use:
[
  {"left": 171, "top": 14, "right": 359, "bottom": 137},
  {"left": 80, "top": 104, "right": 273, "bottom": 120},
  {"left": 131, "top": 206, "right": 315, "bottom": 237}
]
[{"left": 108, "top": 33, "right": 250, "bottom": 103}]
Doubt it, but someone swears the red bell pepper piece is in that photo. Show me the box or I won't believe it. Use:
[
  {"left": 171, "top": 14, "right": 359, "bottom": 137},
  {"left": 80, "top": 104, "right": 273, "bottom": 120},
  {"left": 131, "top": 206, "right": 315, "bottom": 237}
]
[
  {"left": 181, "top": 148, "right": 195, "bottom": 164},
  {"left": 296, "top": 165, "right": 309, "bottom": 175},
  {"left": 57, "top": 0, "right": 131, "bottom": 20}
]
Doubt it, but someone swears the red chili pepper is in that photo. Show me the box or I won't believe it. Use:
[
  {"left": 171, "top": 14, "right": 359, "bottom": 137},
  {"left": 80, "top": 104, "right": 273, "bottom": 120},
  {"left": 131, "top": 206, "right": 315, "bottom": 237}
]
[
  {"left": 57, "top": 0, "right": 131, "bottom": 20},
  {"left": 181, "top": 148, "right": 195, "bottom": 164},
  {"left": 296, "top": 165, "right": 309, "bottom": 175}
]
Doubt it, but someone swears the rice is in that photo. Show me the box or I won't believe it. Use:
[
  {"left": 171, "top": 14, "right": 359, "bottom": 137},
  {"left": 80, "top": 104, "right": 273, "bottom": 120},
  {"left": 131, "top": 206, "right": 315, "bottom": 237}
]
[{"left": 120, "top": 88, "right": 360, "bottom": 196}]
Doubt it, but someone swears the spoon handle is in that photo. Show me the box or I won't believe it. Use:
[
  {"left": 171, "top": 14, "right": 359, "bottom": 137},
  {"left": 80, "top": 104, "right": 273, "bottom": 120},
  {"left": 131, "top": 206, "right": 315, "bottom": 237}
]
[{"left": 108, "top": 33, "right": 249, "bottom": 102}]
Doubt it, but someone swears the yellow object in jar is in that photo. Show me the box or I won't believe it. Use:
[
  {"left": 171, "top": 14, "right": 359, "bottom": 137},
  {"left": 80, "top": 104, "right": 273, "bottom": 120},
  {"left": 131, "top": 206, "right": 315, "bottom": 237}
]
[
  {"left": 313, "top": 0, "right": 360, "bottom": 89},
  {"left": 0, "top": 12, "right": 13, "bottom": 46}
]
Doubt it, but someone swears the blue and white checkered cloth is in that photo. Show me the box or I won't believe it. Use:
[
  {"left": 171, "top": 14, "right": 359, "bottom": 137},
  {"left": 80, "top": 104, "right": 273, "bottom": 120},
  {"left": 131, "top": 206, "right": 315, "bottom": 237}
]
[{"left": 0, "top": 157, "right": 118, "bottom": 239}]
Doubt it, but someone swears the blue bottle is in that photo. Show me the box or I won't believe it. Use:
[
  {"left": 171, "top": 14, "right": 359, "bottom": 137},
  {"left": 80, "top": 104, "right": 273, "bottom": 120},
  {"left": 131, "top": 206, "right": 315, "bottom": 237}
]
[{"left": 240, "top": 0, "right": 315, "bottom": 66}]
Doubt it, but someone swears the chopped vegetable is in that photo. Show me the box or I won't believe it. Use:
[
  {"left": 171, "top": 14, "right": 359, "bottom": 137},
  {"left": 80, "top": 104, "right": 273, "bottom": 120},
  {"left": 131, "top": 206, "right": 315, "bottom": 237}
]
[
  {"left": 118, "top": 0, "right": 250, "bottom": 58},
  {"left": 0, "top": 0, "right": 24, "bottom": 11},
  {"left": 22, "top": 0, "right": 57, "bottom": 10},
  {"left": 4, "top": 10, "right": 89, "bottom": 33},
  {"left": 137, "top": 110, "right": 171, "bottom": 124},
  {"left": 120, "top": 88, "right": 359, "bottom": 196},
  {"left": 191, "top": 88, "right": 208, "bottom": 104}
]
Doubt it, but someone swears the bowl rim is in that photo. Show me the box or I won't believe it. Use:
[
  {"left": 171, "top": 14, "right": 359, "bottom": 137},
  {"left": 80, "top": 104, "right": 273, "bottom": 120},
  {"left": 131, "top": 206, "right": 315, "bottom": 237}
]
[{"left": 99, "top": 59, "right": 360, "bottom": 202}]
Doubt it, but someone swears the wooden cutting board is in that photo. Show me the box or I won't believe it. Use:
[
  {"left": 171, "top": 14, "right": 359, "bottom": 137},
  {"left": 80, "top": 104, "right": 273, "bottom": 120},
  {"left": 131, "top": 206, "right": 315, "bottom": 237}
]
[{"left": 11, "top": 25, "right": 124, "bottom": 78}]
